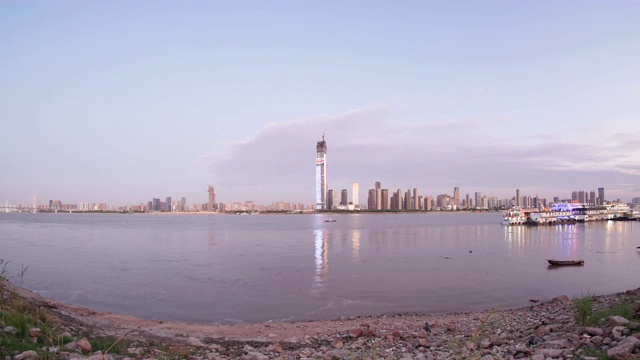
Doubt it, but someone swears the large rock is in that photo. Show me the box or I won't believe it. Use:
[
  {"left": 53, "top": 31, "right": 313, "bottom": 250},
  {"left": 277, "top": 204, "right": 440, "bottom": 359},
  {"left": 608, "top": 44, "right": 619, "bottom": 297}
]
[
  {"left": 584, "top": 326, "right": 604, "bottom": 336},
  {"left": 3, "top": 326, "right": 18, "bottom": 334},
  {"left": 186, "top": 337, "right": 205, "bottom": 348},
  {"left": 551, "top": 295, "right": 572, "bottom": 304},
  {"left": 607, "top": 336, "right": 640, "bottom": 359},
  {"left": 535, "top": 348, "right": 563, "bottom": 358},
  {"left": 28, "top": 328, "right": 41, "bottom": 338},
  {"left": 77, "top": 337, "right": 92, "bottom": 353},
  {"left": 14, "top": 350, "right": 38, "bottom": 360},
  {"left": 242, "top": 351, "right": 268, "bottom": 360},
  {"left": 609, "top": 315, "right": 630, "bottom": 327}
]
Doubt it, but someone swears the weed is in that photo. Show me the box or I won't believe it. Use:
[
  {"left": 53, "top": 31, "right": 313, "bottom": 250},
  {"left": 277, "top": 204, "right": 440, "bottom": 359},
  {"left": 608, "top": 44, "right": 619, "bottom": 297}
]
[
  {"left": 90, "top": 332, "right": 130, "bottom": 356},
  {"left": 581, "top": 348, "right": 610, "bottom": 360},
  {"left": 473, "top": 307, "right": 498, "bottom": 338},
  {"left": 19, "top": 264, "right": 29, "bottom": 287},
  {"left": 166, "top": 345, "right": 192, "bottom": 360},
  {"left": 574, "top": 293, "right": 636, "bottom": 326},
  {"left": 574, "top": 292, "right": 595, "bottom": 326}
]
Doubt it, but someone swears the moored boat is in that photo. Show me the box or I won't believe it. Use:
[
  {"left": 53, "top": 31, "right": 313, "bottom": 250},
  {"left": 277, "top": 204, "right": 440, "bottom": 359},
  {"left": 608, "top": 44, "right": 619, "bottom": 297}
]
[
  {"left": 547, "top": 259, "right": 584, "bottom": 266},
  {"left": 502, "top": 208, "right": 528, "bottom": 225}
]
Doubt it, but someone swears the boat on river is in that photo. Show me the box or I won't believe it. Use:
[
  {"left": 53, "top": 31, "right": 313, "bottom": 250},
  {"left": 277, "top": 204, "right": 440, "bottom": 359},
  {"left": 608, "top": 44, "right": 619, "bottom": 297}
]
[
  {"left": 547, "top": 259, "right": 584, "bottom": 266},
  {"left": 325, "top": 218, "right": 337, "bottom": 222}
]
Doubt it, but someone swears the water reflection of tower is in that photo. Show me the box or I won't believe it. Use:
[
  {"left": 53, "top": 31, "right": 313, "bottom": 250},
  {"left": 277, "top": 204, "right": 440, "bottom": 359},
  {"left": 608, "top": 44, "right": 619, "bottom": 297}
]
[
  {"left": 351, "top": 229, "right": 360, "bottom": 259},
  {"left": 313, "top": 228, "right": 329, "bottom": 295}
]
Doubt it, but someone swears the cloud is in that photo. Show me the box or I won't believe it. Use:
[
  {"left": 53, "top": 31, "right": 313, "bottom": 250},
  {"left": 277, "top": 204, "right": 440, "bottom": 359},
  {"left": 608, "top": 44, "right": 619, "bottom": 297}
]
[{"left": 198, "top": 106, "right": 640, "bottom": 204}]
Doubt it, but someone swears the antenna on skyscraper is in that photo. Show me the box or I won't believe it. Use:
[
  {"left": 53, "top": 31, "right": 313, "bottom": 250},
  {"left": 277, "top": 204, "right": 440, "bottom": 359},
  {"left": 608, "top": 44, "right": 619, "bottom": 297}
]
[{"left": 322, "top": 129, "right": 326, "bottom": 141}]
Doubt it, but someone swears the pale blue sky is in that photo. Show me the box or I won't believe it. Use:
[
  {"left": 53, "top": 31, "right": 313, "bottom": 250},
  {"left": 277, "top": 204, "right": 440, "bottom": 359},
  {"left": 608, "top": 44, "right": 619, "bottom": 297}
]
[{"left": 1, "top": 1, "right": 639, "bottom": 206}]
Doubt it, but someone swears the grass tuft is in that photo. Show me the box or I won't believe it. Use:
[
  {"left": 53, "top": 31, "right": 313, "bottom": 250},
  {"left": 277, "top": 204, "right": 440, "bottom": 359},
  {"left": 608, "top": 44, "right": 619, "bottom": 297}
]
[{"left": 574, "top": 292, "right": 636, "bottom": 327}]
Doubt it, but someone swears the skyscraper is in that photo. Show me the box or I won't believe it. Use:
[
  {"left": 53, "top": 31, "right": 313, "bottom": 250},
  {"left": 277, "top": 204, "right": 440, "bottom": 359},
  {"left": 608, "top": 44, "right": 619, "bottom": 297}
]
[
  {"left": 381, "top": 189, "right": 390, "bottom": 210},
  {"left": 340, "top": 189, "right": 348, "bottom": 206},
  {"left": 208, "top": 185, "right": 216, "bottom": 211},
  {"left": 375, "top": 181, "right": 382, "bottom": 210},
  {"left": 316, "top": 134, "right": 328, "bottom": 210},
  {"left": 351, "top": 183, "right": 359, "bottom": 207},
  {"left": 453, "top": 187, "right": 460, "bottom": 208},
  {"left": 327, "top": 189, "right": 334, "bottom": 210},
  {"left": 598, "top": 187, "right": 605, "bottom": 205}
]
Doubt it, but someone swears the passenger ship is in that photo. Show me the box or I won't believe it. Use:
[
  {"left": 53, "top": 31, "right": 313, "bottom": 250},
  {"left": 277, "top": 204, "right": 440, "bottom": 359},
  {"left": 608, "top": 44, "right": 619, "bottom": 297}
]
[{"left": 503, "top": 203, "right": 633, "bottom": 225}]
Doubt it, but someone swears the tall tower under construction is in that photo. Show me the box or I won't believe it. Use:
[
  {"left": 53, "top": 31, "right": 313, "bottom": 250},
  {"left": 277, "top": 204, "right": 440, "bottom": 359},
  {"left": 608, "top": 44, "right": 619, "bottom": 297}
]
[{"left": 316, "top": 133, "right": 328, "bottom": 210}]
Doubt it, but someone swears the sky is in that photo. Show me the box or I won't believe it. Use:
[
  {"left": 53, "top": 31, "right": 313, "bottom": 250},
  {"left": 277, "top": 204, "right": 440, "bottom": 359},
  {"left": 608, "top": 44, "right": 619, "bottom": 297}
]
[{"left": 1, "top": 1, "right": 639, "bottom": 206}]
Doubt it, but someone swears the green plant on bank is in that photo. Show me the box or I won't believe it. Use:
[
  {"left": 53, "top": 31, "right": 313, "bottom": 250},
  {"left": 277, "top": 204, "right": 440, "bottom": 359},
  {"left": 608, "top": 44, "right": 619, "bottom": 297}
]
[
  {"left": 581, "top": 348, "right": 610, "bottom": 360},
  {"left": 473, "top": 306, "right": 498, "bottom": 339},
  {"left": 574, "top": 292, "right": 636, "bottom": 327},
  {"left": 0, "top": 264, "right": 60, "bottom": 358},
  {"left": 90, "top": 332, "right": 131, "bottom": 356}
]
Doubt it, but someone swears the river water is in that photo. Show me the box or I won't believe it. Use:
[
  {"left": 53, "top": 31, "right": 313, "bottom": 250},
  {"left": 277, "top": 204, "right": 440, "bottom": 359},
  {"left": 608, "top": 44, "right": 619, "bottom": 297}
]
[{"left": 0, "top": 212, "right": 638, "bottom": 324}]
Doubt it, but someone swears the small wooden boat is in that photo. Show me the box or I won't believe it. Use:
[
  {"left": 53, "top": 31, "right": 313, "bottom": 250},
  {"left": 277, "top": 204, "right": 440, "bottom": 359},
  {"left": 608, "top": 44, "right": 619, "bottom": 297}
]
[{"left": 547, "top": 259, "right": 584, "bottom": 266}]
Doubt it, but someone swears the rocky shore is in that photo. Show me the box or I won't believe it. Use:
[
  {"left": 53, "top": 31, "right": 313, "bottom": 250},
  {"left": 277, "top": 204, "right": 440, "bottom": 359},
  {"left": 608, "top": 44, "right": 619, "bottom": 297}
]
[{"left": 2, "top": 282, "right": 640, "bottom": 360}]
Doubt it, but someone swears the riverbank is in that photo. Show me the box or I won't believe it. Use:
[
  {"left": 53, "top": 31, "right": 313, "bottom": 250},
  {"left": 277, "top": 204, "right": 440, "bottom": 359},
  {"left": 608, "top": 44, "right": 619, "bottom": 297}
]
[{"left": 2, "top": 280, "right": 640, "bottom": 359}]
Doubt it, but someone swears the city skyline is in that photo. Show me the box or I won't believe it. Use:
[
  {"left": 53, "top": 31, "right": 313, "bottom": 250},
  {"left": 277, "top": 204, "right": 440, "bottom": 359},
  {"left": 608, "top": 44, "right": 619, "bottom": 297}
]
[{"left": 2, "top": 2, "right": 639, "bottom": 205}]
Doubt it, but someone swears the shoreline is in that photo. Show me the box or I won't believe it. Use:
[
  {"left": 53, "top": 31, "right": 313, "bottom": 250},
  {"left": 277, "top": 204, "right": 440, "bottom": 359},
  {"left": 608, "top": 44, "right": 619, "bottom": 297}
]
[{"left": 3, "top": 280, "right": 640, "bottom": 359}]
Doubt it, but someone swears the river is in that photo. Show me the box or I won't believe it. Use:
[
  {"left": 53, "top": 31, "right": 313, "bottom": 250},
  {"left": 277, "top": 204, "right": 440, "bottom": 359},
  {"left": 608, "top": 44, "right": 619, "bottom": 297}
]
[{"left": 0, "top": 212, "right": 638, "bottom": 324}]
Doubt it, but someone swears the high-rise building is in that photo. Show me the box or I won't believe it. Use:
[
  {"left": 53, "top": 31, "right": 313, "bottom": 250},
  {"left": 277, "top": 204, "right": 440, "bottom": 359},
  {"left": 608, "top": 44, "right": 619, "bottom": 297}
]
[
  {"left": 474, "top": 192, "right": 482, "bottom": 209},
  {"left": 413, "top": 188, "right": 419, "bottom": 210},
  {"left": 166, "top": 196, "right": 172, "bottom": 212},
  {"left": 381, "top": 189, "right": 390, "bottom": 210},
  {"left": 367, "top": 189, "right": 376, "bottom": 210},
  {"left": 405, "top": 189, "right": 411, "bottom": 210},
  {"left": 375, "top": 181, "right": 382, "bottom": 210},
  {"left": 340, "top": 189, "right": 348, "bottom": 206},
  {"left": 453, "top": 187, "right": 460, "bottom": 208},
  {"left": 598, "top": 187, "right": 605, "bottom": 205},
  {"left": 316, "top": 135, "right": 328, "bottom": 210},
  {"left": 208, "top": 185, "right": 216, "bottom": 211},
  {"left": 351, "top": 183, "right": 359, "bottom": 207},
  {"left": 515, "top": 189, "right": 521, "bottom": 207},
  {"left": 327, "top": 189, "right": 334, "bottom": 210}
]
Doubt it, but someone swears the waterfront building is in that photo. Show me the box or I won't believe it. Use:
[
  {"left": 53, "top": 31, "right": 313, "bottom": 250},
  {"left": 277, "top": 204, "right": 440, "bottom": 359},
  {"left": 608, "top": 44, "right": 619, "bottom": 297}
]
[
  {"left": 316, "top": 135, "right": 328, "bottom": 210},
  {"left": 474, "top": 192, "right": 482, "bottom": 209},
  {"left": 404, "top": 189, "right": 411, "bottom": 210},
  {"left": 465, "top": 193, "right": 470, "bottom": 209},
  {"left": 381, "top": 189, "right": 390, "bottom": 210},
  {"left": 396, "top": 189, "right": 403, "bottom": 210},
  {"left": 367, "top": 189, "right": 376, "bottom": 210},
  {"left": 453, "top": 187, "right": 460, "bottom": 208},
  {"left": 327, "top": 189, "right": 335, "bottom": 210},
  {"left": 208, "top": 185, "right": 216, "bottom": 211},
  {"left": 351, "top": 183, "right": 359, "bottom": 207},
  {"left": 425, "top": 195, "right": 433, "bottom": 211},
  {"left": 598, "top": 187, "right": 605, "bottom": 205},
  {"left": 165, "top": 197, "right": 172, "bottom": 212},
  {"left": 340, "top": 189, "right": 348, "bottom": 206},
  {"left": 515, "top": 189, "right": 521, "bottom": 207},
  {"left": 375, "top": 181, "right": 382, "bottom": 210},
  {"left": 413, "top": 188, "right": 419, "bottom": 210}
]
